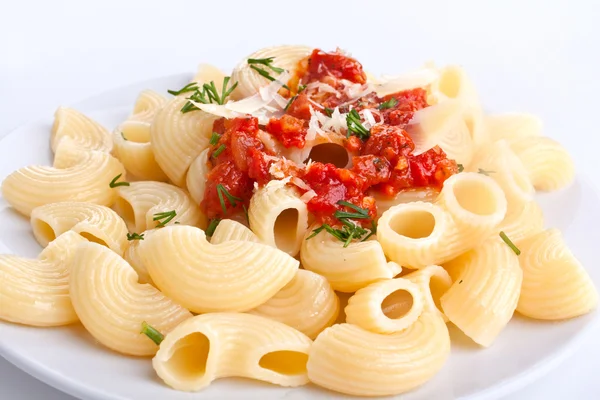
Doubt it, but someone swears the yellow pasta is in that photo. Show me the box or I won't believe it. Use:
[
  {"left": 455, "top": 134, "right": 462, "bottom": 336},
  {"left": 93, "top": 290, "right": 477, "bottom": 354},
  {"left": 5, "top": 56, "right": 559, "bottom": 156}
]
[
  {"left": 345, "top": 278, "right": 423, "bottom": 334},
  {"left": 130, "top": 90, "right": 167, "bottom": 123},
  {"left": 51, "top": 107, "right": 113, "bottom": 153},
  {"left": 138, "top": 225, "right": 299, "bottom": 313},
  {"left": 31, "top": 202, "right": 129, "bottom": 255},
  {"left": 70, "top": 242, "right": 192, "bottom": 356},
  {"left": 191, "top": 64, "right": 227, "bottom": 87},
  {"left": 231, "top": 45, "right": 312, "bottom": 99},
  {"left": 0, "top": 232, "right": 87, "bottom": 326},
  {"left": 153, "top": 313, "right": 312, "bottom": 391},
  {"left": 123, "top": 229, "right": 157, "bottom": 285},
  {"left": 498, "top": 199, "right": 544, "bottom": 243},
  {"left": 509, "top": 136, "right": 575, "bottom": 191},
  {"left": 210, "top": 219, "right": 259, "bottom": 244},
  {"left": 372, "top": 187, "right": 438, "bottom": 218},
  {"left": 516, "top": 229, "right": 598, "bottom": 320},
  {"left": 403, "top": 265, "right": 453, "bottom": 322},
  {"left": 485, "top": 113, "right": 543, "bottom": 143},
  {"left": 301, "top": 225, "right": 401, "bottom": 292},
  {"left": 1, "top": 138, "right": 125, "bottom": 216},
  {"left": 185, "top": 149, "right": 209, "bottom": 206},
  {"left": 248, "top": 182, "right": 309, "bottom": 256},
  {"left": 249, "top": 269, "right": 339, "bottom": 339},
  {"left": 441, "top": 237, "right": 522, "bottom": 347},
  {"left": 150, "top": 96, "right": 218, "bottom": 186},
  {"left": 307, "top": 313, "right": 450, "bottom": 396},
  {"left": 113, "top": 181, "right": 205, "bottom": 232}
]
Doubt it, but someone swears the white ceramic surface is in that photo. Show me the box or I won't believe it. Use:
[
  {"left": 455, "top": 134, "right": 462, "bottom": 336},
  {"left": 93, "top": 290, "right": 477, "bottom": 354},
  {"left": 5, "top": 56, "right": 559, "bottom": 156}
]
[{"left": 0, "top": 73, "right": 599, "bottom": 400}]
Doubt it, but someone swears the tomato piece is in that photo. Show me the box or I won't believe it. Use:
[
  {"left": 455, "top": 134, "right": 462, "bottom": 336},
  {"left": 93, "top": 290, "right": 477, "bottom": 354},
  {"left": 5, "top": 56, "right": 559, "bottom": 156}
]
[
  {"left": 306, "top": 49, "right": 367, "bottom": 84},
  {"left": 266, "top": 115, "right": 307, "bottom": 149}
]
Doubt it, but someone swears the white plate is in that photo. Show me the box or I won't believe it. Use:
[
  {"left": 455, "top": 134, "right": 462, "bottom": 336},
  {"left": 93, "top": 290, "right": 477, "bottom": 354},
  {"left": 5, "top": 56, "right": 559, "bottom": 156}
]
[{"left": 0, "top": 74, "right": 599, "bottom": 400}]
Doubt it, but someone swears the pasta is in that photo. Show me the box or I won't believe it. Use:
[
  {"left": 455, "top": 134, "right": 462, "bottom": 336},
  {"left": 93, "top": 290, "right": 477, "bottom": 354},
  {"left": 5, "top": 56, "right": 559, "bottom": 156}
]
[
  {"left": 300, "top": 225, "right": 401, "bottom": 292},
  {"left": 516, "top": 229, "right": 598, "bottom": 320},
  {"left": 441, "top": 237, "right": 523, "bottom": 347},
  {"left": 153, "top": 313, "right": 312, "bottom": 391},
  {"left": 1, "top": 45, "right": 596, "bottom": 398},
  {"left": 249, "top": 269, "right": 339, "bottom": 339},
  {"left": 150, "top": 96, "right": 218, "bottom": 187},
  {"left": 345, "top": 278, "right": 424, "bottom": 334},
  {"left": 307, "top": 313, "right": 450, "bottom": 396},
  {"left": 113, "top": 181, "right": 205, "bottom": 232},
  {"left": 137, "top": 225, "right": 299, "bottom": 313},
  {"left": 1, "top": 138, "right": 126, "bottom": 216},
  {"left": 31, "top": 202, "right": 129, "bottom": 256},
  {"left": 248, "top": 182, "right": 309, "bottom": 256},
  {"left": 0, "top": 232, "right": 86, "bottom": 326},
  {"left": 70, "top": 242, "right": 192, "bottom": 356},
  {"left": 51, "top": 107, "right": 113, "bottom": 153}
]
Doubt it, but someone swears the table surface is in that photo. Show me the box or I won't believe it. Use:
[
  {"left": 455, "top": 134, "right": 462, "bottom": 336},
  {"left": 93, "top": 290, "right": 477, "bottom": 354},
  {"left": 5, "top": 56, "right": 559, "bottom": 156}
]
[{"left": 1, "top": 0, "right": 600, "bottom": 399}]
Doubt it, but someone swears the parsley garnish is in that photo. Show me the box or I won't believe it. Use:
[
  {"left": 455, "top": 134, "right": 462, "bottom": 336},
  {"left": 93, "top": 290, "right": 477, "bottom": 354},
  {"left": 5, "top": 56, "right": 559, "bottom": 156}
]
[
  {"left": 284, "top": 84, "right": 307, "bottom": 111},
  {"left": 324, "top": 107, "right": 334, "bottom": 117},
  {"left": 378, "top": 97, "right": 398, "bottom": 110},
  {"left": 212, "top": 144, "right": 226, "bottom": 158},
  {"left": 499, "top": 231, "right": 521, "bottom": 255},
  {"left": 247, "top": 57, "right": 285, "bottom": 73},
  {"left": 346, "top": 109, "right": 370, "bottom": 140},
  {"left": 457, "top": 164, "right": 464, "bottom": 173},
  {"left": 126, "top": 232, "right": 144, "bottom": 241},
  {"left": 216, "top": 184, "right": 242, "bottom": 215},
  {"left": 120, "top": 132, "right": 127, "bottom": 141},
  {"left": 478, "top": 168, "right": 496, "bottom": 176},
  {"left": 140, "top": 321, "right": 163, "bottom": 345},
  {"left": 209, "top": 132, "right": 221, "bottom": 146},
  {"left": 306, "top": 200, "right": 376, "bottom": 247},
  {"left": 205, "top": 219, "right": 221, "bottom": 237},
  {"left": 167, "top": 82, "right": 199, "bottom": 96},
  {"left": 180, "top": 77, "right": 238, "bottom": 113},
  {"left": 109, "top": 173, "right": 130, "bottom": 188},
  {"left": 153, "top": 210, "right": 177, "bottom": 227}
]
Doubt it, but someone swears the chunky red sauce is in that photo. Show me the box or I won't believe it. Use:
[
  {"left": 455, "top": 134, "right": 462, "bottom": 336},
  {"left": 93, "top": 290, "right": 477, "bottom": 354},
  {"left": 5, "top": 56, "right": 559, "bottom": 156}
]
[{"left": 200, "top": 48, "right": 457, "bottom": 227}]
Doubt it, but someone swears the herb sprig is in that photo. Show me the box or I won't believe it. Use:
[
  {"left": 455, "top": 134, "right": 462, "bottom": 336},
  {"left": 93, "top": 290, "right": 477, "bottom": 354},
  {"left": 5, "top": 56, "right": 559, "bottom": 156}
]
[
  {"left": 140, "top": 321, "right": 164, "bottom": 345},
  {"left": 346, "top": 109, "right": 370, "bottom": 140},
  {"left": 247, "top": 57, "right": 289, "bottom": 89},
  {"left": 478, "top": 168, "right": 496, "bottom": 176},
  {"left": 216, "top": 184, "right": 242, "bottom": 215},
  {"left": 499, "top": 231, "right": 521, "bottom": 255},
  {"left": 126, "top": 233, "right": 144, "bottom": 241},
  {"left": 153, "top": 210, "right": 177, "bottom": 227},
  {"left": 205, "top": 219, "right": 221, "bottom": 237},
  {"left": 109, "top": 173, "right": 130, "bottom": 188},
  {"left": 306, "top": 200, "right": 376, "bottom": 247},
  {"left": 168, "top": 82, "right": 199, "bottom": 96},
  {"left": 180, "top": 77, "right": 238, "bottom": 113},
  {"left": 378, "top": 97, "right": 398, "bottom": 110}
]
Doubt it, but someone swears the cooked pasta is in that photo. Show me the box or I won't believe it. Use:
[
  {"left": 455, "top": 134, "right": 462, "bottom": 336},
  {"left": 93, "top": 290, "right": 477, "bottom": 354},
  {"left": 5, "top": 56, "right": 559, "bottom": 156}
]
[
  {"left": 51, "top": 107, "right": 113, "bottom": 153},
  {"left": 0, "top": 45, "right": 595, "bottom": 398},
  {"left": 153, "top": 313, "right": 312, "bottom": 391},
  {"left": 516, "top": 229, "right": 598, "bottom": 320},
  {"left": 138, "top": 225, "right": 299, "bottom": 313},
  {"left": 345, "top": 278, "right": 424, "bottom": 334},
  {"left": 248, "top": 182, "right": 308, "bottom": 256},
  {"left": 150, "top": 96, "right": 218, "bottom": 187},
  {"left": 249, "top": 269, "right": 339, "bottom": 339},
  {"left": 1, "top": 138, "right": 126, "bottom": 216},
  {"left": 0, "top": 232, "right": 86, "bottom": 326},
  {"left": 307, "top": 313, "right": 450, "bottom": 396},
  {"left": 113, "top": 181, "right": 205, "bottom": 232},
  {"left": 31, "top": 202, "right": 129, "bottom": 255},
  {"left": 441, "top": 237, "right": 523, "bottom": 347},
  {"left": 509, "top": 136, "right": 575, "bottom": 191},
  {"left": 301, "top": 225, "right": 401, "bottom": 292},
  {"left": 70, "top": 242, "right": 192, "bottom": 356}
]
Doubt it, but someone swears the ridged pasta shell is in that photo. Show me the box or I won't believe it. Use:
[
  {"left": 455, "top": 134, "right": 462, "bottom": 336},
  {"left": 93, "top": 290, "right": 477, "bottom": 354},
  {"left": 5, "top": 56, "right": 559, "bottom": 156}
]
[
  {"left": 0, "top": 232, "right": 87, "bottom": 326},
  {"left": 1, "top": 139, "right": 126, "bottom": 216},
  {"left": 509, "top": 136, "right": 575, "bottom": 192},
  {"left": 210, "top": 219, "right": 259, "bottom": 244},
  {"left": 485, "top": 113, "right": 543, "bottom": 143},
  {"left": 185, "top": 148, "right": 209, "bottom": 205},
  {"left": 138, "top": 226, "right": 299, "bottom": 313},
  {"left": 30, "top": 202, "right": 128, "bottom": 255},
  {"left": 301, "top": 225, "right": 400, "bottom": 292},
  {"left": 191, "top": 64, "right": 227, "bottom": 87},
  {"left": 516, "top": 229, "right": 598, "bottom": 320},
  {"left": 113, "top": 181, "right": 205, "bottom": 232},
  {"left": 307, "top": 313, "right": 450, "bottom": 396},
  {"left": 345, "top": 278, "right": 424, "bottom": 334},
  {"left": 129, "top": 90, "right": 167, "bottom": 123},
  {"left": 441, "top": 237, "right": 522, "bottom": 347},
  {"left": 123, "top": 229, "right": 157, "bottom": 285},
  {"left": 249, "top": 183, "right": 309, "bottom": 256},
  {"left": 51, "top": 107, "right": 112, "bottom": 153},
  {"left": 150, "top": 96, "right": 218, "bottom": 186},
  {"left": 403, "top": 265, "right": 453, "bottom": 322},
  {"left": 153, "top": 313, "right": 312, "bottom": 391},
  {"left": 249, "top": 269, "right": 339, "bottom": 339},
  {"left": 113, "top": 121, "right": 168, "bottom": 181},
  {"left": 231, "top": 45, "right": 312, "bottom": 99},
  {"left": 372, "top": 187, "right": 438, "bottom": 218},
  {"left": 70, "top": 242, "right": 192, "bottom": 356},
  {"left": 498, "top": 199, "right": 544, "bottom": 243}
]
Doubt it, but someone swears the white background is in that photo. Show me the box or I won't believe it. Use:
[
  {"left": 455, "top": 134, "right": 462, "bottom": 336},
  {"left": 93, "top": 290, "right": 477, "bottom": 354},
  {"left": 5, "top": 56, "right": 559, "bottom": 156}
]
[{"left": 1, "top": 0, "right": 599, "bottom": 398}]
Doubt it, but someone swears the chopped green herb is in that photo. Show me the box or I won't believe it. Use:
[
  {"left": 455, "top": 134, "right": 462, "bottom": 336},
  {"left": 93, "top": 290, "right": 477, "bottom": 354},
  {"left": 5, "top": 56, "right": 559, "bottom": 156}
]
[
  {"left": 216, "top": 184, "right": 242, "bottom": 215},
  {"left": 297, "top": 84, "right": 307, "bottom": 93},
  {"left": 180, "top": 77, "right": 238, "bottom": 113},
  {"left": 205, "top": 219, "right": 221, "bottom": 237},
  {"left": 334, "top": 200, "right": 371, "bottom": 220},
  {"left": 109, "top": 173, "right": 130, "bottom": 188},
  {"left": 284, "top": 96, "right": 296, "bottom": 111},
  {"left": 378, "top": 97, "right": 398, "bottom": 110},
  {"left": 307, "top": 200, "right": 376, "bottom": 247},
  {"left": 346, "top": 109, "right": 370, "bottom": 140},
  {"left": 212, "top": 144, "right": 226, "bottom": 158},
  {"left": 248, "top": 57, "right": 285, "bottom": 73},
  {"left": 323, "top": 107, "right": 334, "bottom": 117},
  {"left": 478, "top": 168, "right": 496, "bottom": 176},
  {"left": 249, "top": 65, "right": 290, "bottom": 90},
  {"left": 209, "top": 132, "right": 221, "bottom": 146},
  {"left": 242, "top": 204, "right": 249, "bottom": 224},
  {"left": 457, "top": 164, "right": 464, "bottom": 172},
  {"left": 499, "top": 231, "right": 521, "bottom": 255},
  {"left": 168, "top": 82, "right": 199, "bottom": 96},
  {"left": 120, "top": 132, "right": 127, "bottom": 141},
  {"left": 153, "top": 210, "right": 177, "bottom": 227},
  {"left": 126, "top": 232, "right": 144, "bottom": 241},
  {"left": 140, "top": 321, "right": 164, "bottom": 345}
]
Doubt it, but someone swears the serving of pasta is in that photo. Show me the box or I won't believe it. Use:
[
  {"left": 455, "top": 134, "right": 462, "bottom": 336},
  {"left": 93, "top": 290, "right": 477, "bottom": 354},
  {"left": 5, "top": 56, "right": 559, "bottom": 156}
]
[{"left": 0, "top": 45, "right": 598, "bottom": 398}]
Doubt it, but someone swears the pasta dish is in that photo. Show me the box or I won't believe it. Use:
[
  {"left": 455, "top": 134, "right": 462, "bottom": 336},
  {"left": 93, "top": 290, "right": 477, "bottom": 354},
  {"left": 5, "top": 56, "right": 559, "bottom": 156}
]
[{"left": 0, "top": 45, "right": 597, "bottom": 397}]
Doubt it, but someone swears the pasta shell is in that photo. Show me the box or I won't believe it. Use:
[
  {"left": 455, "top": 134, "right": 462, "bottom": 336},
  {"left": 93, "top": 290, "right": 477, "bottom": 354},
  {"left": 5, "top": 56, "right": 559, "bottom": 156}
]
[{"left": 51, "top": 107, "right": 112, "bottom": 153}]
